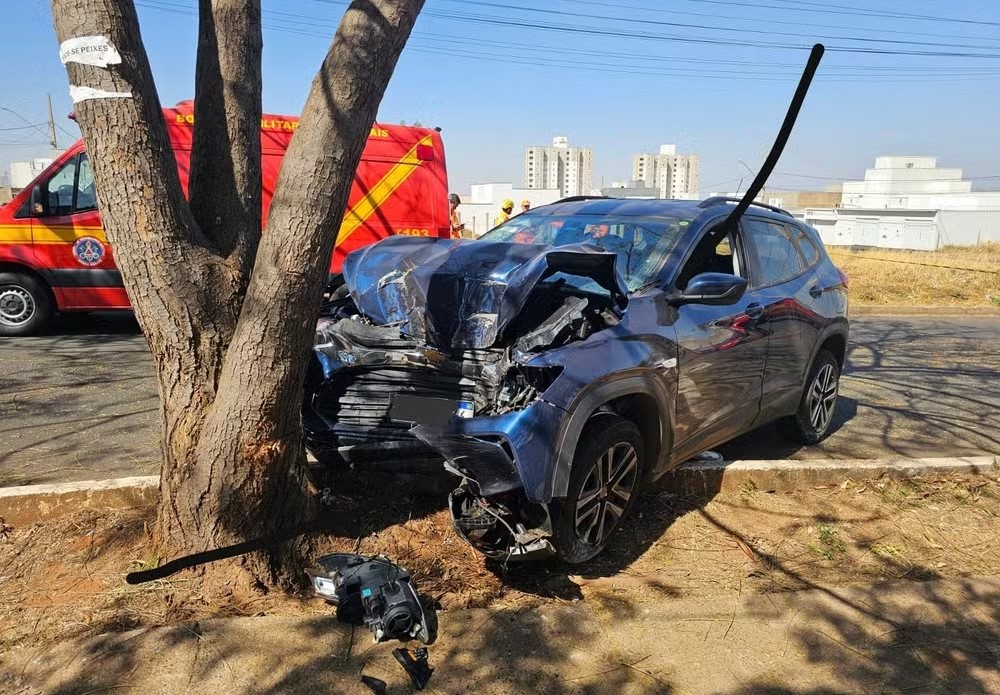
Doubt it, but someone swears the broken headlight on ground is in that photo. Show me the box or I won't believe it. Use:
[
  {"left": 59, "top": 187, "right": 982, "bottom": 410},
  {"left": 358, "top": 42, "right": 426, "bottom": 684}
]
[{"left": 306, "top": 553, "right": 437, "bottom": 644}]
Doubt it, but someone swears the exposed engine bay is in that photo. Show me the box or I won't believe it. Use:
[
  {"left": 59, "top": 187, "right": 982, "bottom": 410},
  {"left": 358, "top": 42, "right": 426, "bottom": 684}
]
[{"left": 304, "top": 237, "right": 629, "bottom": 560}]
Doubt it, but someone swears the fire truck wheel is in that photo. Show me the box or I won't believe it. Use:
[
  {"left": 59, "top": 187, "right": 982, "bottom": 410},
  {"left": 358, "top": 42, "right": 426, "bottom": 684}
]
[{"left": 0, "top": 272, "right": 53, "bottom": 336}]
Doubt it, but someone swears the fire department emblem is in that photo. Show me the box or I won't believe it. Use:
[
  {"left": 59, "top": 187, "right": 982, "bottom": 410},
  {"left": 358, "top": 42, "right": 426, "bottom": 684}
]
[{"left": 72, "top": 236, "right": 105, "bottom": 266}]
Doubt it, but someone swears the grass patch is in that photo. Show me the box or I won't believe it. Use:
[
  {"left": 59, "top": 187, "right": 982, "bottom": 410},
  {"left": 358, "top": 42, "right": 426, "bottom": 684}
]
[
  {"left": 878, "top": 480, "right": 917, "bottom": 505},
  {"left": 829, "top": 242, "right": 1000, "bottom": 307},
  {"left": 871, "top": 542, "right": 905, "bottom": 561},
  {"left": 811, "top": 522, "right": 847, "bottom": 560},
  {"left": 740, "top": 479, "right": 759, "bottom": 502}
]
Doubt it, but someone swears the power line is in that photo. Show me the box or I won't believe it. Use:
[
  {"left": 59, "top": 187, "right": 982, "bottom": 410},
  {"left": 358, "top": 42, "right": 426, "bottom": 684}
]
[
  {"left": 0, "top": 123, "right": 48, "bottom": 132},
  {"left": 135, "top": 0, "right": 1000, "bottom": 80},
  {"left": 679, "top": 0, "right": 1000, "bottom": 28},
  {"left": 436, "top": 0, "right": 1000, "bottom": 52},
  {"left": 762, "top": 0, "right": 1000, "bottom": 27},
  {"left": 253, "top": 2, "right": 1000, "bottom": 73},
  {"left": 565, "top": 0, "right": 1000, "bottom": 44}
]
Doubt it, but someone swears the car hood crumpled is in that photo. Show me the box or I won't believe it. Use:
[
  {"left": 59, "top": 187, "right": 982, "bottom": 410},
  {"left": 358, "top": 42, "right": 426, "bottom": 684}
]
[{"left": 342, "top": 236, "right": 628, "bottom": 349}]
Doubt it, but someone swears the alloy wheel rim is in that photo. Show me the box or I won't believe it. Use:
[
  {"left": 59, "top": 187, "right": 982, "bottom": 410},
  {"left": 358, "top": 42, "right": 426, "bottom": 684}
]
[
  {"left": 807, "top": 363, "right": 838, "bottom": 433},
  {"left": 574, "top": 441, "right": 639, "bottom": 546},
  {"left": 0, "top": 286, "right": 34, "bottom": 327}
]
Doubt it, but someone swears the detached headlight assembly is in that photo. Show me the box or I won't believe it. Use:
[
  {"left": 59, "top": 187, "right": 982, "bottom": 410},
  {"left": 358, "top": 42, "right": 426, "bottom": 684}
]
[{"left": 305, "top": 553, "right": 436, "bottom": 645}]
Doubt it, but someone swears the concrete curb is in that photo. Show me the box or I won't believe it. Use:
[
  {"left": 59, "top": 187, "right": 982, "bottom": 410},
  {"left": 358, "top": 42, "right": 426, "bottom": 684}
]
[
  {"left": 2, "top": 457, "right": 998, "bottom": 526},
  {"left": 849, "top": 305, "right": 1000, "bottom": 317},
  {"left": 0, "top": 476, "right": 158, "bottom": 527},
  {"left": 661, "top": 455, "right": 1000, "bottom": 496}
]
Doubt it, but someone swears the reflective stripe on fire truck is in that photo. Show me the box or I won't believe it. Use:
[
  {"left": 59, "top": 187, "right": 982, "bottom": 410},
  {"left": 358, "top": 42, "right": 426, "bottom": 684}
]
[
  {"left": 335, "top": 134, "right": 434, "bottom": 246},
  {"left": 0, "top": 225, "right": 107, "bottom": 244}
]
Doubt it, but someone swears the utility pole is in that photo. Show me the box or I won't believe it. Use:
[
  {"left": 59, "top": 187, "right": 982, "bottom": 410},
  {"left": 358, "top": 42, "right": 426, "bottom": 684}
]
[{"left": 47, "top": 94, "right": 58, "bottom": 151}]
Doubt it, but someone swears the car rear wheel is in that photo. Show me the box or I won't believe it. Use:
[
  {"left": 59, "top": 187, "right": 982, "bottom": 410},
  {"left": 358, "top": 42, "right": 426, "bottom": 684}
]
[
  {"left": 780, "top": 349, "right": 840, "bottom": 444},
  {"left": 0, "top": 272, "right": 53, "bottom": 337},
  {"left": 551, "top": 415, "right": 645, "bottom": 564}
]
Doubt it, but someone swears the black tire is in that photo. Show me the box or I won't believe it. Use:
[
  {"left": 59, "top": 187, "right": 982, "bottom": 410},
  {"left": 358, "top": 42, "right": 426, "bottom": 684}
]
[
  {"left": 0, "top": 272, "right": 53, "bottom": 337},
  {"left": 551, "top": 414, "right": 645, "bottom": 564},
  {"left": 779, "top": 349, "right": 841, "bottom": 444}
]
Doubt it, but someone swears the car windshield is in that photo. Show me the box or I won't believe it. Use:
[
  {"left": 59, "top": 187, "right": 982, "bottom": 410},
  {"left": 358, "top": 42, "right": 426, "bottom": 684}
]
[{"left": 481, "top": 213, "right": 689, "bottom": 292}]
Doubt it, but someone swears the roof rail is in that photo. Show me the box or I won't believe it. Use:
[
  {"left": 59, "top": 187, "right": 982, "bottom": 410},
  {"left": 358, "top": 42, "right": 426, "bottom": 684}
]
[
  {"left": 554, "top": 195, "right": 611, "bottom": 203},
  {"left": 698, "top": 196, "right": 793, "bottom": 218}
]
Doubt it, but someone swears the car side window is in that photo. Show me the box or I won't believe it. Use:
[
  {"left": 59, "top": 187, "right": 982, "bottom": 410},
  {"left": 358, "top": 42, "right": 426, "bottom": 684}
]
[
  {"left": 75, "top": 154, "right": 98, "bottom": 212},
  {"left": 788, "top": 224, "right": 820, "bottom": 267},
  {"left": 38, "top": 154, "right": 97, "bottom": 217},
  {"left": 43, "top": 158, "right": 77, "bottom": 217},
  {"left": 675, "top": 225, "right": 746, "bottom": 290},
  {"left": 743, "top": 218, "right": 806, "bottom": 287}
]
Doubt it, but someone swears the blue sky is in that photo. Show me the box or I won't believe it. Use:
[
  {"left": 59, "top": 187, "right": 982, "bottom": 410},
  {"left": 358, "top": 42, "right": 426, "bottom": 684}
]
[{"left": 3, "top": 0, "right": 999, "bottom": 193}]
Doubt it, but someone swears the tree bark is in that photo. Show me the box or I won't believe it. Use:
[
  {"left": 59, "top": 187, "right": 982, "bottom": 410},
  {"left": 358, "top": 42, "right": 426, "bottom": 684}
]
[
  {"left": 51, "top": 0, "right": 425, "bottom": 588},
  {"left": 189, "top": 0, "right": 262, "bottom": 291}
]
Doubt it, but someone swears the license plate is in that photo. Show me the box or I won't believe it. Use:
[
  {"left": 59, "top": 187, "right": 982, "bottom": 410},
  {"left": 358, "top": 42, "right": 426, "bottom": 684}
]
[{"left": 390, "top": 394, "right": 460, "bottom": 426}]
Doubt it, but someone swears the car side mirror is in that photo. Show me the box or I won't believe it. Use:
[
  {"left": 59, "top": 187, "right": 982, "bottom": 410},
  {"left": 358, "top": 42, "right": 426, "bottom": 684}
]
[
  {"left": 30, "top": 184, "right": 45, "bottom": 216},
  {"left": 669, "top": 272, "right": 747, "bottom": 306}
]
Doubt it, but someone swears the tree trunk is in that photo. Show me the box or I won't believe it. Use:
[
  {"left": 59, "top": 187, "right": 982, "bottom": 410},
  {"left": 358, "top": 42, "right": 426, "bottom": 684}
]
[
  {"left": 51, "top": 0, "right": 425, "bottom": 588},
  {"left": 189, "top": 0, "right": 263, "bottom": 286}
]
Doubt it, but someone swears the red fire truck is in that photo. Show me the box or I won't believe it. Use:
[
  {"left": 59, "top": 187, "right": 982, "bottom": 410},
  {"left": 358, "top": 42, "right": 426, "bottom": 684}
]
[{"left": 0, "top": 100, "right": 451, "bottom": 335}]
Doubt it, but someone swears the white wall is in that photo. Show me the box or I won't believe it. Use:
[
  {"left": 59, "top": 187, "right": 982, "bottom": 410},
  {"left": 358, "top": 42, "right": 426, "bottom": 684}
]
[
  {"left": 804, "top": 207, "right": 1000, "bottom": 250},
  {"left": 937, "top": 210, "right": 1000, "bottom": 246},
  {"left": 457, "top": 183, "right": 562, "bottom": 238},
  {"left": 9, "top": 158, "right": 53, "bottom": 189}
]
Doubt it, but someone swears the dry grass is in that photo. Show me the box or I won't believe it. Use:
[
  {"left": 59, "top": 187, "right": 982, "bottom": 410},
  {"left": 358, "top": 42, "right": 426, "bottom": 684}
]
[
  {"left": 1, "top": 473, "right": 998, "bottom": 653},
  {"left": 829, "top": 242, "right": 1000, "bottom": 306}
]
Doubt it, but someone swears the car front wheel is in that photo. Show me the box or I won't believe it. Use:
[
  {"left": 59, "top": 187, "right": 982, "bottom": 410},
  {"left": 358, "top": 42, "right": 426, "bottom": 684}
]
[
  {"left": 780, "top": 349, "right": 841, "bottom": 444},
  {"left": 0, "top": 272, "right": 53, "bottom": 337},
  {"left": 551, "top": 415, "right": 645, "bottom": 563}
]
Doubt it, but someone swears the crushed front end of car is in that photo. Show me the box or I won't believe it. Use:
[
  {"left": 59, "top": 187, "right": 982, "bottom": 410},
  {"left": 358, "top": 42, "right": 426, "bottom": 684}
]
[{"left": 304, "top": 235, "right": 628, "bottom": 560}]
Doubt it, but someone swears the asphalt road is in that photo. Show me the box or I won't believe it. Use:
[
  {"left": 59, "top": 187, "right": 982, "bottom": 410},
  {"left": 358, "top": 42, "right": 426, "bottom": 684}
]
[{"left": 1, "top": 314, "right": 998, "bottom": 487}]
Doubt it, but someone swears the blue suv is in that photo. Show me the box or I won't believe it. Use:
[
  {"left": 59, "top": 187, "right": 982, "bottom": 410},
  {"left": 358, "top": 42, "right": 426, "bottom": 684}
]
[{"left": 304, "top": 196, "right": 849, "bottom": 563}]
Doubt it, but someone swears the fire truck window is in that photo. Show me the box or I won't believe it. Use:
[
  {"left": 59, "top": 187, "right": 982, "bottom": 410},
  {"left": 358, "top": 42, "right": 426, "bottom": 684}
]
[
  {"left": 75, "top": 155, "right": 97, "bottom": 212},
  {"left": 44, "top": 159, "right": 76, "bottom": 217}
]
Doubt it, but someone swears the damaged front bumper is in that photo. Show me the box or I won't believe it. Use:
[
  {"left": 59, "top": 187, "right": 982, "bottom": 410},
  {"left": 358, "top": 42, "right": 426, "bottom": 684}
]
[
  {"left": 446, "top": 485, "right": 556, "bottom": 562},
  {"left": 408, "top": 404, "right": 568, "bottom": 562}
]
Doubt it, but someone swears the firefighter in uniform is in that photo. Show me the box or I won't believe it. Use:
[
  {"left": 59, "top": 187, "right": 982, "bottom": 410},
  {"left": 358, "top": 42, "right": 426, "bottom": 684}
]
[{"left": 494, "top": 199, "right": 514, "bottom": 227}]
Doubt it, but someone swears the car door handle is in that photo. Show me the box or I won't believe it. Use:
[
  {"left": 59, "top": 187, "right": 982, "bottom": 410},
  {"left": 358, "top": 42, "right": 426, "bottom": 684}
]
[
  {"left": 745, "top": 303, "right": 764, "bottom": 320},
  {"left": 809, "top": 285, "right": 823, "bottom": 298}
]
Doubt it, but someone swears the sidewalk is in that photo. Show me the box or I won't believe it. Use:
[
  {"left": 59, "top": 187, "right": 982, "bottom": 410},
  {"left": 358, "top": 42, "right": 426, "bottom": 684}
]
[{"left": 5, "top": 576, "right": 999, "bottom": 695}]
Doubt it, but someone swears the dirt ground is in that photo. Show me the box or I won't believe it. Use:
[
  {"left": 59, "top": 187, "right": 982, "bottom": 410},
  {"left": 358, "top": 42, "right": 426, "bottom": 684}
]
[
  {"left": 2, "top": 472, "right": 998, "bottom": 655},
  {"left": 832, "top": 242, "right": 1000, "bottom": 307}
]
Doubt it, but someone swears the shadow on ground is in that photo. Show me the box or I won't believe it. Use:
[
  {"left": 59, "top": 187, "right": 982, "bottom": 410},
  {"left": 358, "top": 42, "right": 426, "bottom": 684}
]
[
  {"left": 0, "top": 313, "right": 156, "bottom": 486},
  {"left": 8, "top": 575, "right": 999, "bottom": 694},
  {"left": 721, "top": 317, "right": 1000, "bottom": 460}
]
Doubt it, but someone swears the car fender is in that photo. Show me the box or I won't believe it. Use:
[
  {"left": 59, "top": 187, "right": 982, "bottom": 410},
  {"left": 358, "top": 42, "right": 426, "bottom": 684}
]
[
  {"left": 808, "top": 319, "right": 850, "bottom": 372},
  {"left": 550, "top": 370, "right": 672, "bottom": 499}
]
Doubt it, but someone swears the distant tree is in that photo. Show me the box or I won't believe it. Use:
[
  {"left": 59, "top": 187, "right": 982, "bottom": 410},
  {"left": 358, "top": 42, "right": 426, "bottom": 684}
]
[{"left": 50, "top": 0, "right": 425, "bottom": 587}]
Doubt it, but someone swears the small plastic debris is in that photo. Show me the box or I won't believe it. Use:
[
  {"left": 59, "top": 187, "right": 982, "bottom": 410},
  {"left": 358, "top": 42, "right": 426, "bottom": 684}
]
[
  {"left": 360, "top": 674, "right": 387, "bottom": 695},
  {"left": 393, "top": 647, "right": 434, "bottom": 690},
  {"left": 320, "top": 488, "right": 335, "bottom": 507}
]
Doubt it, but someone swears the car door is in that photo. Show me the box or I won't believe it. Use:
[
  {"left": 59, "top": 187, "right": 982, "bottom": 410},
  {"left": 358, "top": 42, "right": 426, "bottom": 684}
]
[
  {"left": 740, "top": 216, "right": 814, "bottom": 421},
  {"left": 669, "top": 223, "right": 768, "bottom": 461},
  {"left": 30, "top": 152, "right": 112, "bottom": 288}
]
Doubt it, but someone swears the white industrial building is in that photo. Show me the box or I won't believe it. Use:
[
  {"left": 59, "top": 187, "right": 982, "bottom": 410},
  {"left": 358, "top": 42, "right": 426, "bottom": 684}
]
[
  {"left": 841, "top": 156, "right": 1000, "bottom": 210},
  {"left": 804, "top": 156, "right": 1000, "bottom": 250},
  {"left": 9, "top": 158, "right": 53, "bottom": 190},
  {"left": 631, "top": 144, "right": 700, "bottom": 200},
  {"left": 524, "top": 136, "right": 594, "bottom": 198},
  {"left": 456, "top": 183, "right": 562, "bottom": 238}
]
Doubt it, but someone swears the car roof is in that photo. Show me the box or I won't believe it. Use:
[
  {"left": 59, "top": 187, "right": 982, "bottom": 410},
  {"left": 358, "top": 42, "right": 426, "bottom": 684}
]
[{"left": 531, "top": 197, "right": 799, "bottom": 226}]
